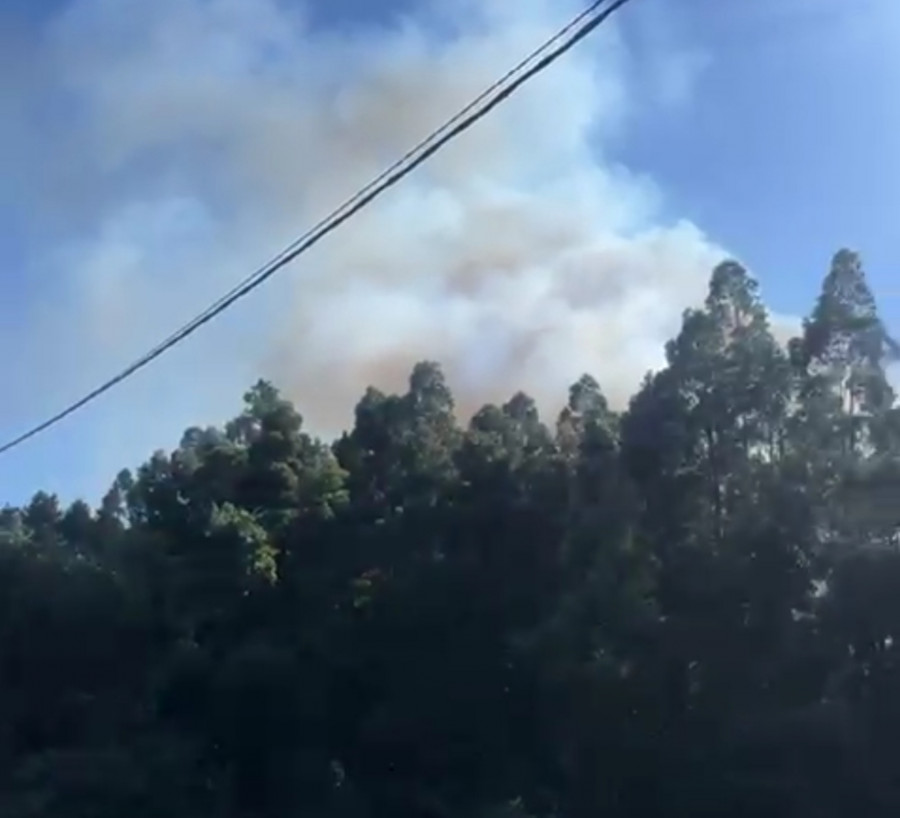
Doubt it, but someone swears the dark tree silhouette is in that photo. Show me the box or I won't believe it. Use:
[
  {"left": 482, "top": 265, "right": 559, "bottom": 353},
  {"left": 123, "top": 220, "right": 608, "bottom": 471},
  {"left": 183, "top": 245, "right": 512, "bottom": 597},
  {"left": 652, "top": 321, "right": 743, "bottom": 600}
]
[{"left": 1, "top": 251, "right": 899, "bottom": 817}]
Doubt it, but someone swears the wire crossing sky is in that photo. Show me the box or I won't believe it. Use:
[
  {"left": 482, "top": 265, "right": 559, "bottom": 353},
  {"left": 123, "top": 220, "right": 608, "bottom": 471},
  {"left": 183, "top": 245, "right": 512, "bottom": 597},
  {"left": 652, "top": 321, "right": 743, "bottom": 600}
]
[{"left": 0, "top": 0, "right": 635, "bottom": 459}]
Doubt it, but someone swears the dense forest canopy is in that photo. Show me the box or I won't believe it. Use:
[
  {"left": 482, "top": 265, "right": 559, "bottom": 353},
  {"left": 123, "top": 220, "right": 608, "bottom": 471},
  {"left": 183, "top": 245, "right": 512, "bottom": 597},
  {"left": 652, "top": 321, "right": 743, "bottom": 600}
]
[{"left": 2, "top": 249, "right": 900, "bottom": 817}]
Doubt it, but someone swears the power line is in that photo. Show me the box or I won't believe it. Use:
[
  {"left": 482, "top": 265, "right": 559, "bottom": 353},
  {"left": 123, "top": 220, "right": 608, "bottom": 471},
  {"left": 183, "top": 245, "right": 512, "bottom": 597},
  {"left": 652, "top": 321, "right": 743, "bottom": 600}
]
[{"left": 0, "top": 0, "right": 635, "bottom": 458}]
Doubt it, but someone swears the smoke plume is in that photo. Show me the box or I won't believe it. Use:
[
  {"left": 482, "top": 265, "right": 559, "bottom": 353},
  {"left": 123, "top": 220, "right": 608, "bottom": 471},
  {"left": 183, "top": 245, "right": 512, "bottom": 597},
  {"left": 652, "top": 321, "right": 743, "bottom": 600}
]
[{"left": 4, "top": 0, "right": 731, "bottom": 497}]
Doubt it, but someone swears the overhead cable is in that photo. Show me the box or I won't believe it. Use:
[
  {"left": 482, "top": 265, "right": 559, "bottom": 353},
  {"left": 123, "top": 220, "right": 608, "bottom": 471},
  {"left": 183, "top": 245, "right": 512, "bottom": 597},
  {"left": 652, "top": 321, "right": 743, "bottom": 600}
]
[{"left": 0, "top": 0, "right": 635, "bottom": 457}]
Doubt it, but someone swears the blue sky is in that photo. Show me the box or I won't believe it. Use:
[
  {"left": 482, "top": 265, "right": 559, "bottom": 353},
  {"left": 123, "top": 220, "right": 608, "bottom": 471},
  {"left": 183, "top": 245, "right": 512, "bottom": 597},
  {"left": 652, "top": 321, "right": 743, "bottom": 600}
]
[
  {"left": 618, "top": 0, "right": 900, "bottom": 318},
  {"left": 1, "top": 0, "right": 899, "bottom": 507}
]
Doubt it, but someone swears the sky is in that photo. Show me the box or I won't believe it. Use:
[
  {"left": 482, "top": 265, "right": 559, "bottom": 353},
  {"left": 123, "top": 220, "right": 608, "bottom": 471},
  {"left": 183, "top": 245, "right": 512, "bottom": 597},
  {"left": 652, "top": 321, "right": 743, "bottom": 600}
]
[{"left": 1, "top": 0, "right": 899, "bottom": 506}]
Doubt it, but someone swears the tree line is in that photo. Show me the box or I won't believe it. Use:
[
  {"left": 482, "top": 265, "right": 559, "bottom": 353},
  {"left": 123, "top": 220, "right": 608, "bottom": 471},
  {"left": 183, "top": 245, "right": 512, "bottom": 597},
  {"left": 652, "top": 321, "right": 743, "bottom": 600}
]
[{"left": 1, "top": 249, "right": 899, "bottom": 816}]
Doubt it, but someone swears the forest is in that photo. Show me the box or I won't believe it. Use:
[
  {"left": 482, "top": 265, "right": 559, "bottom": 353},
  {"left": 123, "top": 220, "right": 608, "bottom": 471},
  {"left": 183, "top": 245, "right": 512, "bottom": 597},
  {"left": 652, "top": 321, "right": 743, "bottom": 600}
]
[{"left": 1, "top": 249, "right": 899, "bottom": 817}]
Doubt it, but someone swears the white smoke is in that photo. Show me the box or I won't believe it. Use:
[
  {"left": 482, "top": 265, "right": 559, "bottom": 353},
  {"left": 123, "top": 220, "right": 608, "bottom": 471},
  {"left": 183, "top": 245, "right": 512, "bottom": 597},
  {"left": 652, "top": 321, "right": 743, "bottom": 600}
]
[{"left": 4, "top": 0, "right": 729, "bottom": 497}]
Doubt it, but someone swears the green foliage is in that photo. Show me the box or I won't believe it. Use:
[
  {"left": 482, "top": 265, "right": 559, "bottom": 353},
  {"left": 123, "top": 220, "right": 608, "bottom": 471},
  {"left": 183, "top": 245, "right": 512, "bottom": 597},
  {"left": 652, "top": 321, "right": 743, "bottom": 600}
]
[{"left": 1, "top": 252, "right": 899, "bottom": 816}]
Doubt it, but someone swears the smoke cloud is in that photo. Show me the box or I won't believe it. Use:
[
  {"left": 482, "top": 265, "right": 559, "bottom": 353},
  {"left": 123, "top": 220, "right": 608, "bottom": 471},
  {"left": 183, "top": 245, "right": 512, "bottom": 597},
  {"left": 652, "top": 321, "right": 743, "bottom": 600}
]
[{"left": 4, "top": 0, "right": 736, "bottom": 496}]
